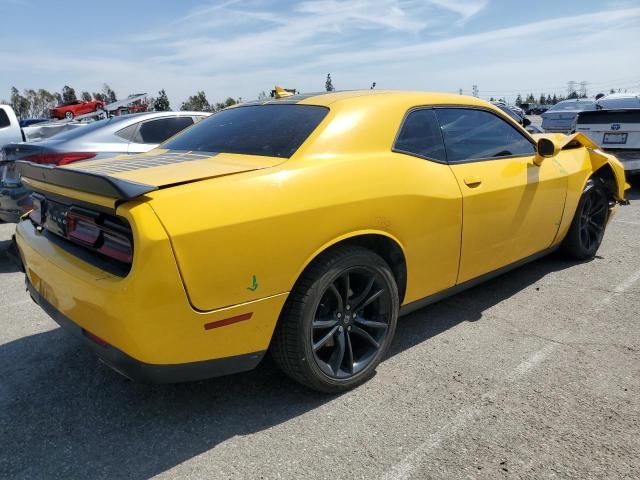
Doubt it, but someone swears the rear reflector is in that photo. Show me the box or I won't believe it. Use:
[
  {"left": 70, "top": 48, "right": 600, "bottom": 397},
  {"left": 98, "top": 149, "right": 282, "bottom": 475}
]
[
  {"left": 204, "top": 313, "right": 253, "bottom": 330},
  {"left": 23, "top": 152, "right": 96, "bottom": 165}
]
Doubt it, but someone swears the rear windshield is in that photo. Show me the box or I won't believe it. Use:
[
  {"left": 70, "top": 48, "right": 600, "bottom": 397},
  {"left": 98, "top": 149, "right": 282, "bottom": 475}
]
[
  {"left": 162, "top": 104, "right": 329, "bottom": 158},
  {"left": 548, "top": 101, "right": 595, "bottom": 112}
]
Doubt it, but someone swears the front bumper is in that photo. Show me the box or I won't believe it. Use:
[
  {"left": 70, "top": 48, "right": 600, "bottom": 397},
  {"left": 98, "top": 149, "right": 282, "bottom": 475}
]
[{"left": 26, "top": 277, "right": 265, "bottom": 383}]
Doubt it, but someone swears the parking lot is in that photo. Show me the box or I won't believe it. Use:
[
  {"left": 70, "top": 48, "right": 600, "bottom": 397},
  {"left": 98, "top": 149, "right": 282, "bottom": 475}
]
[{"left": 0, "top": 185, "right": 638, "bottom": 479}]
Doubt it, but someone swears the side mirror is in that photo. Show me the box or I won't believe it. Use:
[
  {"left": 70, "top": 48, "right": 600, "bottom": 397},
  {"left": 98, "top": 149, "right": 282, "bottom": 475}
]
[
  {"left": 534, "top": 138, "right": 557, "bottom": 165},
  {"left": 522, "top": 117, "right": 531, "bottom": 127}
]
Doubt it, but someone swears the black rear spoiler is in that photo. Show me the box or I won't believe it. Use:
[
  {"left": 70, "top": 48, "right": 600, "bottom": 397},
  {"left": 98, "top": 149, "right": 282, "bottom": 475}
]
[{"left": 17, "top": 161, "right": 157, "bottom": 201}]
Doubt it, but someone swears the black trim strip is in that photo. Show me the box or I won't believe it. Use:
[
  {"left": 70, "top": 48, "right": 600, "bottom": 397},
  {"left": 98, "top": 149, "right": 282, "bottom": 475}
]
[
  {"left": 399, "top": 245, "right": 558, "bottom": 316},
  {"left": 26, "top": 277, "right": 266, "bottom": 384},
  {"left": 17, "top": 161, "right": 158, "bottom": 201}
]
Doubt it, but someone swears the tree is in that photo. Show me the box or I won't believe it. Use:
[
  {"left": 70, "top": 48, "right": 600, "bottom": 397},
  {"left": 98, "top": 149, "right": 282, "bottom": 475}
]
[
  {"left": 539, "top": 94, "right": 546, "bottom": 105},
  {"left": 257, "top": 91, "right": 268, "bottom": 101},
  {"left": 153, "top": 89, "right": 171, "bottom": 111},
  {"left": 10, "top": 87, "right": 30, "bottom": 119},
  {"left": 81, "top": 91, "right": 92, "bottom": 101},
  {"left": 102, "top": 84, "right": 117, "bottom": 104},
  {"left": 489, "top": 97, "right": 496, "bottom": 102},
  {"left": 515, "top": 94, "right": 523, "bottom": 107},
  {"left": 551, "top": 94, "right": 558, "bottom": 104},
  {"left": 181, "top": 91, "right": 211, "bottom": 111},
  {"left": 325, "top": 73, "right": 334, "bottom": 92},
  {"left": 525, "top": 93, "right": 535, "bottom": 103},
  {"left": 61, "top": 85, "right": 77, "bottom": 104},
  {"left": 546, "top": 94, "right": 552, "bottom": 105}
]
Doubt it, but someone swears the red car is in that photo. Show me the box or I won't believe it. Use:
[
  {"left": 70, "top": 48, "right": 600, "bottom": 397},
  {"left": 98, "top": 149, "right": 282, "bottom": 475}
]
[{"left": 49, "top": 100, "right": 105, "bottom": 120}]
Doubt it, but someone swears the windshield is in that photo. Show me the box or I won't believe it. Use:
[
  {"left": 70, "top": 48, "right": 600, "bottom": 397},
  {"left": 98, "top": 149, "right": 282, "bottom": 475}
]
[
  {"left": 162, "top": 104, "right": 329, "bottom": 158},
  {"left": 548, "top": 101, "right": 595, "bottom": 112}
]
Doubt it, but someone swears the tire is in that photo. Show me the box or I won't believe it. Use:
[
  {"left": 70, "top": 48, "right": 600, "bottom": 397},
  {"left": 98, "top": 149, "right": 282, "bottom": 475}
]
[
  {"left": 561, "top": 177, "right": 610, "bottom": 260},
  {"left": 64, "top": 111, "right": 74, "bottom": 120},
  {"left": 271, "top": 246, "right": 399, "bottom": 393}
]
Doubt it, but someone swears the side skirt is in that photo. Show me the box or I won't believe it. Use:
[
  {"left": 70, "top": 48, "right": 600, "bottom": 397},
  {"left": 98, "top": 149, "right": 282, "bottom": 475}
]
[{"left": 399, "top": 245, "right": 559, "bottom": 317}]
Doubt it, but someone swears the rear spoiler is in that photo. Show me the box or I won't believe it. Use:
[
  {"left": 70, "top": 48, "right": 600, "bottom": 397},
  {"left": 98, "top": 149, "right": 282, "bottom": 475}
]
[{"left": 17, "top": 161, "right": 157, "bottom": 201}]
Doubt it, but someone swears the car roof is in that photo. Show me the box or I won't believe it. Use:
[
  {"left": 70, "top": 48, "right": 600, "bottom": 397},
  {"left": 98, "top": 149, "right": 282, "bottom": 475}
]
[{"left": 241, "top": 90, "right": 492, "bottom": 109}]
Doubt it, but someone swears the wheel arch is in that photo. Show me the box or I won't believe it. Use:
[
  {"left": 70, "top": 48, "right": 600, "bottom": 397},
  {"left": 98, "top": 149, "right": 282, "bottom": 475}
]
[
  {"left": 592, "top": 161, "right": 620, "bottom": 202},
  {"left": 295, "top": 230, "right": 408, "bottom": 305}
]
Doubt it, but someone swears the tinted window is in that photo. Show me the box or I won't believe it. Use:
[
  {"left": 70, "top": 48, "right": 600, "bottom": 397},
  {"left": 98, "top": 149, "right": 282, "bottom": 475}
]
[
  {"left": 435, "top": 108, "right": 535, "bottom": 163},
  {"left": 115, "top": 123, "right": 138, "bottom": 141},
  {"left": 137, "top": 117, "right": 194, "bottom": 144},
  {"left": 0, "top": 109, "right": 10, "bottom": 128},
  {"left": 394, "top": 109, "right": 446, "bottom": 162},
  {"left": 163, "top": 105, "right": 329, "bottom": 158}
]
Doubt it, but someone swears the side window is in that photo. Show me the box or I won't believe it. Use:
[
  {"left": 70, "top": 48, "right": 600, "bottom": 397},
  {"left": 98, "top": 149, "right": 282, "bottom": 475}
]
[
  {"left": 136, "top": 117, "right": 194, "bottom": 144},
  {"left": 394, "top": 109, "right": 446, "bottom": 162},
  {"left": 435, "top": 108, "right": 535, "bottom": 163},
  {"left": 0, "top": 109, "right": 10, "bottom": 129},
  {"left": 115, "top": 123, "right": 138, "bottom": 141}
]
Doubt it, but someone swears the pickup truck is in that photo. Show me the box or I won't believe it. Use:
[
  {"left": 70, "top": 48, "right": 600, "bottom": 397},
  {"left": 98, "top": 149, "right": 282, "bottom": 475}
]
[
  {"left": 0, "top": 105, "right": 24, "bottom": 147},
  {"left": 576, "top": 109, "right": 640, "bottom": 176}
]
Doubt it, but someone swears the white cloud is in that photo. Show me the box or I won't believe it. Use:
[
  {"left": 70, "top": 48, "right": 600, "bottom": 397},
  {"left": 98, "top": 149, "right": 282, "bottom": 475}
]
[
  {"left": 1, "top": 2, "right": 639, "bottom": 106},
  {"left": 427, "top": 0, "right": 488, "bottom": 20}
]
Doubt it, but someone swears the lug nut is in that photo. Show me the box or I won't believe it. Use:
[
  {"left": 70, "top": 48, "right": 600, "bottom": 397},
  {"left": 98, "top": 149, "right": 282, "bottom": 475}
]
[
  {"left": 346, "top": 305, "right": 350, "bottom": 310},
  {"left": 338, "top": 326, "right": 344, "bottom": 332},
  {"left": 337, "top": 313, "right": 342, "bottom": 318}
]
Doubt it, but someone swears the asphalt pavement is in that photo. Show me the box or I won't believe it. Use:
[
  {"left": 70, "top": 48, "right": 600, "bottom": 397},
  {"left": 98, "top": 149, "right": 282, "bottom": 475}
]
[{"left": 0, "top": 183, "right": 638, "bottom": 479}]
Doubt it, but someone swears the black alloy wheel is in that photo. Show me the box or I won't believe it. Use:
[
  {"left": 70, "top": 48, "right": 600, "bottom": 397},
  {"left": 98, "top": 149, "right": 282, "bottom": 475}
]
[
  {"left": 271, "top": 246, "right": 399, "bottom": 393},
  {"left": 578, "top": 184, "right": 608, "bottom": 252},
  {"left": 562, "top": 177, "right": 610, "bottom": 259},
  {"left": 311, "top": 267, "right": 393, "bottom": 379}
]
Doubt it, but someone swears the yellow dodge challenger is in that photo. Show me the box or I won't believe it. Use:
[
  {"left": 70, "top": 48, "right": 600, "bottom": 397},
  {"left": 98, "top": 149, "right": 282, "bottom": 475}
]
[{"left": 15, "top": 90, "right": 627, "bottom": 392}]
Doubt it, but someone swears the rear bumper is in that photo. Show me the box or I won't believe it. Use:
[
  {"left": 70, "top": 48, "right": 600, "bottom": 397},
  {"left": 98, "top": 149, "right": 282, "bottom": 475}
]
[
  {"left": 26, "top": 277, "right": 265, "bottom": 383},
  {"left": 15, "top": 206, "right": 288, "bottom": 376}
]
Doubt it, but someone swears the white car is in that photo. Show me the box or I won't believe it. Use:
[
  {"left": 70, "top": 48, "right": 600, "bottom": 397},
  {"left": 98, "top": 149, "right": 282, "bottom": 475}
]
[
  {"left": 0, "top": 105, "right": 23, "bottom": 147},
  {"left": 576, "top": 109, "right": 640, "bottom": 175},
  {"left": 596, "top": 92, "right": 640, "bottom": 110}
]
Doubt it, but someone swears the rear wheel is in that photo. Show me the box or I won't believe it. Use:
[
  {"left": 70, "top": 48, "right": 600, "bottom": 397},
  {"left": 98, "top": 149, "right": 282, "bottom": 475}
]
[
  {"left": 271, "top": 246, "right": 399, "bottom": 393},
  {"left": 561, "top": 177, "right": 610, "bottom": 260},
  {"left": 64, "top": 111, "right": 74, "bottom": 120}
]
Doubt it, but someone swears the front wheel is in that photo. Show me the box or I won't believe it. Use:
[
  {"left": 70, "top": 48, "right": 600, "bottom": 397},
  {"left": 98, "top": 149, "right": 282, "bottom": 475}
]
[
  {"left": 64, "top": 111, "right": 74, "bottom": 120},
  {"left": 271, "top": 246, "right": 399, "bottom": 393},
  {"left": 561, "top": 177, "right": 610, "bottom": 260}
]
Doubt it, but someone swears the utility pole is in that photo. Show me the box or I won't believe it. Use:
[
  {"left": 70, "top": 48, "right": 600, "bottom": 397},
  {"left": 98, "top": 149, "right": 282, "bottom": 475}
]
[
  {"left": 472, "top": 85, "right": 479, "bottom": 98},
  {"left": 459, "top": 88, "right": 463, "bottom": 95}
]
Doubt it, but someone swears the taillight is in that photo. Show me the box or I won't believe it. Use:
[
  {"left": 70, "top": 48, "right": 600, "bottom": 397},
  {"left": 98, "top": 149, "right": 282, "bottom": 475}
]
[
  {"left": 66, "top": 208, "right": 133, "bottom": 264},
  {"left": 23, "top": 152, "right": 96, "bottom": 165}
]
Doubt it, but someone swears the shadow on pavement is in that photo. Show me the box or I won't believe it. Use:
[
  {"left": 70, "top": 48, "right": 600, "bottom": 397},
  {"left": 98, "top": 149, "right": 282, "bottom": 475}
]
[
  {"left": 0, "top": 252, "right": 581, "bottom": 479},
  {"left": 0, "top": 239, "right": 21, "bottom": 274}
]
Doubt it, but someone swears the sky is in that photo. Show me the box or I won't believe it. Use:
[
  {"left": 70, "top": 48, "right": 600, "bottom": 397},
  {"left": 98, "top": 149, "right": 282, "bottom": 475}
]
[{"left": 1, "top": 0, "right": 639, "bottom": 107}]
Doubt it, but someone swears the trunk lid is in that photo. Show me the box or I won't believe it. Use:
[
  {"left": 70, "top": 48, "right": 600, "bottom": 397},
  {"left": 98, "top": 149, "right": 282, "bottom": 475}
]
[
  {"left": 17, "top": 149, "right": 286, "bottom": 206},
  {"left": 62, "top": 149, "right": 285, "bottom": 189}
]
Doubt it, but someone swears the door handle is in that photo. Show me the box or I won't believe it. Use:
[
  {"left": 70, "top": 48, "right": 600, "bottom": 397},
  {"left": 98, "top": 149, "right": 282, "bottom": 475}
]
[{"left": 463, "top": 176, "right": 482, "bottom": 188}]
